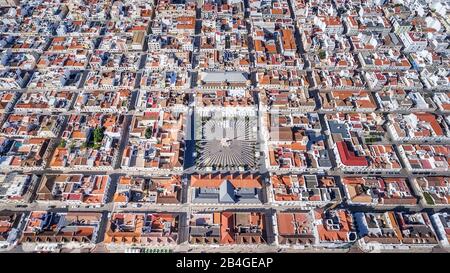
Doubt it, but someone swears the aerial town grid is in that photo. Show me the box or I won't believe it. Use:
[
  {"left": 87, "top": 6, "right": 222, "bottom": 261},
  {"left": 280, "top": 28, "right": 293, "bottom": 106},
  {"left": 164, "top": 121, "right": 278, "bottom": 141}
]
[{"left": 0, "top": 0, "right": 449, "bottom": 253}]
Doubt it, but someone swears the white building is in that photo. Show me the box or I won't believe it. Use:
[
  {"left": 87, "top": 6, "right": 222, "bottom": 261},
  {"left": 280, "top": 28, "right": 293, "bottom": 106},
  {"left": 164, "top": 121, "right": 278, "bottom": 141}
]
[{"left": 400, "top": 32, "right": 428, "bottom": 52}]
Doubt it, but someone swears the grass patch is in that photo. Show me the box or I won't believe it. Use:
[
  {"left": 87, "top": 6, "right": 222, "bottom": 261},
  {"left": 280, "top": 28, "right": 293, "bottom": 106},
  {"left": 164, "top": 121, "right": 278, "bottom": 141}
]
[{"left": 422, "top": 192, "right": 435, "bottom": 205}]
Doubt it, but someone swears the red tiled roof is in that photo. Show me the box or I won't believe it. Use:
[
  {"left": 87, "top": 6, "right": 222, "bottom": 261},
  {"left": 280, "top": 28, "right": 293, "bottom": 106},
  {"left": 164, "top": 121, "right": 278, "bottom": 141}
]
[{"left": 337, "top": 141, "right": 368, "bottom": 167}]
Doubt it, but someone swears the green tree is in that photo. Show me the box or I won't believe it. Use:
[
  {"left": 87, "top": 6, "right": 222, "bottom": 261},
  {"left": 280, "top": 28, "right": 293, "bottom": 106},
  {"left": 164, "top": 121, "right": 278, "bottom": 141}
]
[
  {"left": 318, "top": 50, "right": 327, "bottom": 60},
  {"left": 145, "top": 127, "right": 152, "bottom": 139},
  {"left": 93, "top": 127, "right": 104, "bottom": 143},
  {"left": 59, "top": 139, "right": 66, "bottom": 148}
]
